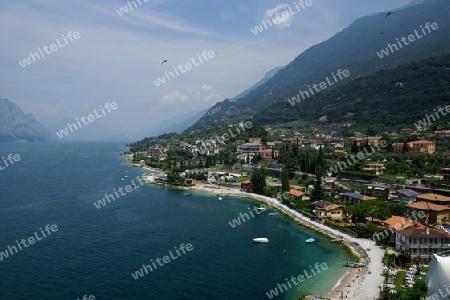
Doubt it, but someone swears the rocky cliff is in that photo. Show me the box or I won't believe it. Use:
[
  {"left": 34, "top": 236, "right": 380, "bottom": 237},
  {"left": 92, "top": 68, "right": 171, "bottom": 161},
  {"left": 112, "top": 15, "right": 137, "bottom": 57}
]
[{"left": 0, "top": 98, "right": 55, "bottom": 142}]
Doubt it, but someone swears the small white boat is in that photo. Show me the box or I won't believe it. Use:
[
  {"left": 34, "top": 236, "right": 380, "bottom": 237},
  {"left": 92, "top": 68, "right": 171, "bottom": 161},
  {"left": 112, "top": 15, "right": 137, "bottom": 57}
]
[
  {"left": 121, "top": 178, "right": 124, "bottom": 181},
  {"left": 253, "top": 238, "right": 269, "bottom": 243},
  {"left": 268, "top": 212, "right": 278, "bottom": 216},
  {"left": 305, "top": 238, "right": 316, "bottom": 243},
  {"left": 218, "top": 197, "right": 223, "bottom": 201},
  {"left": 256, "top": 206, "right": 267, "bottom": 211},
  {"left": 184, "top": 192, "right": 192, "bottom": 196}
]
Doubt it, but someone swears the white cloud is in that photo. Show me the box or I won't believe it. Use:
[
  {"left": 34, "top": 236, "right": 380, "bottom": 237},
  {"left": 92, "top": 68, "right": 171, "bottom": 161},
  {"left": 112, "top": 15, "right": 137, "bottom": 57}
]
[
  {"left": 264, "top": 4, "right": 295, "bottom": 28},
  {"left": 159, "top": 91, "right": 188, "bottom": 104},
  {"left": 200, "top": 85, "right": 212, "bottom": 91},
  {"left": 194, "top": 85, "right": 222, "bottom": 104}
]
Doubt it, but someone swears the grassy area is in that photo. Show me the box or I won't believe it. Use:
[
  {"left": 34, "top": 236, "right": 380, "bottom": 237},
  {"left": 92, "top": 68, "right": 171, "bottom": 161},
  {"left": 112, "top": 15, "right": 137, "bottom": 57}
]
[
  {"left": 379, "top": 174, "right": 407, "bottom": 180},
  {"left": 394, "top": 270, "right": 406, "bottom": 289},
  {"left": 336, "top": 180, "right": 365, "bottom": 191},
  {"left": 237, "top": 176, "right": 250, "bottom": 183}
]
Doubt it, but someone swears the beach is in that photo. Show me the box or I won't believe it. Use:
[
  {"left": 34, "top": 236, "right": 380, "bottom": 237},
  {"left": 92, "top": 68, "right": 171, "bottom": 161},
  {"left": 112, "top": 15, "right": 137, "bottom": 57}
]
[{"left": 135, "top": 163, "right": 384, "bottom": 300}]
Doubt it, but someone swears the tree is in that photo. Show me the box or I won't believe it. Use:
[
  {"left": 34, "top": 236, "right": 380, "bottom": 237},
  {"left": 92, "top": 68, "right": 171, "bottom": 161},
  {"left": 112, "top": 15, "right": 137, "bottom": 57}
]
[
  {"left": 281, "top": 169, "right": 290, "bottom": 192},
  {"left": 167, "top": 172, "right": 182, "bottom": 184},
  {"left": 251, "top": 168, "right": 267, "bottom": 195},
  {"left": 351, "top": 140, "right": 359, "bottom": 154},
  {"left": 310, "top": 168, "right": 324, "bottom": 201}
]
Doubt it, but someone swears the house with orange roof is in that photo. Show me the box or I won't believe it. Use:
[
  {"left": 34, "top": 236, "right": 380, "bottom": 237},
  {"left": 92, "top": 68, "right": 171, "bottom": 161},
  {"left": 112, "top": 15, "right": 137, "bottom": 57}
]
[
  {"left": 382, "top": 216, "right": 421, "bottom": 231},
  {"left": 314, "top": 203, "right": 345, "bottom": 221},
  {"left": 289, "top": 189, "right": 305, "bottom": 200},
  {"left": 407, "top": 140, "right": 436, "bottom": 154},
  {"left": 406, "top": 202, "right": 450, "bottom": 225},
  {"left": 261, "top": 149, "right": 279, "bottom": 159},
  {"left": 416, "top": 193, "right": 450, "bottom": 207},
  {"left": 435, "top": 130, "right": 450, "bottom": 137}
]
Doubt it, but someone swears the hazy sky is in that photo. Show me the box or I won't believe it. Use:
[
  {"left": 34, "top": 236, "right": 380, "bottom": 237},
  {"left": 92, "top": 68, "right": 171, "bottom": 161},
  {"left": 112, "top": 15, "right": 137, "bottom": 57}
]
[{"left": 0, "top": 0, "right": 412, "bottom": 141}]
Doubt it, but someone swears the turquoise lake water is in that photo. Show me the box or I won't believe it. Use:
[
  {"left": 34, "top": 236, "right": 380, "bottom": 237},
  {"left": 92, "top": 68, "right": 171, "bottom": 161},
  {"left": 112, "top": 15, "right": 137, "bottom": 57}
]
[{"left": 0, "top": 143, "right": 352, "bottom": 299}]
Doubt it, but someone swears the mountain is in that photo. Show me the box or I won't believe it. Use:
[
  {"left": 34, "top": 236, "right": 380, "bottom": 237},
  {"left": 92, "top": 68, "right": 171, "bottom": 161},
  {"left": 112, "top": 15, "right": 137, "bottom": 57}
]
[
  {"left": 186, "top": 0, "right": 450, "bottom": 132},
  {"left": 0, "top": 98, "right": 55, "bottom": 142},
  {"left": 230, "top": 66, "right": 283, "bottom": 101},
  {"left": 139, "top": 109, "right": 207, "bottom": 137},
  {"left": 258, "top": 54, "right": 450, "bottom": 130}
]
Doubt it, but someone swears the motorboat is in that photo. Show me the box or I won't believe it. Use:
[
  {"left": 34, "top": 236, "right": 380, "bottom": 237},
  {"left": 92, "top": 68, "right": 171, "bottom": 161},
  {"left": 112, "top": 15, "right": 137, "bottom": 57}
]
[
  {"left": 268, "top": 212, "right": 278, "bottom": 216},
  {"left": 305, "top": 238, "right": 316, "bottom": 243},
  {"left": 253, "top": 238, "right": 269, "bottom": 243},
  {"left": 256, "top": 206, "right": 267, "bottom": 211},
  {"left": 184, "top": 192, "right": 192, "bottom": 196},
  {"left": 218, "top": 197, "right": 223, "bottom": 201}
]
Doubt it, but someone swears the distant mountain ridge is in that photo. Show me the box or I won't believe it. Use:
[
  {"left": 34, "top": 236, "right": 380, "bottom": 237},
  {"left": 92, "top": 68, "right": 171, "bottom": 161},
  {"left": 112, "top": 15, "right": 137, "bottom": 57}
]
[
  {"left": 186, "top": 0, "right": 450, "bottom": 132},
  {"left": 230, "top": 66, "right": 283, "bottom": 102},
  {"left": 0, "top": 98, "right": 55, "bottom": 142}
]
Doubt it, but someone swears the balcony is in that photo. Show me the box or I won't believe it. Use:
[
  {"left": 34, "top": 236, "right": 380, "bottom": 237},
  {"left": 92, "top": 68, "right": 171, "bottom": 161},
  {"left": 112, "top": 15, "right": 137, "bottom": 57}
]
[{"left": 409, "top": 243, "right": 450, "bottom": 248}]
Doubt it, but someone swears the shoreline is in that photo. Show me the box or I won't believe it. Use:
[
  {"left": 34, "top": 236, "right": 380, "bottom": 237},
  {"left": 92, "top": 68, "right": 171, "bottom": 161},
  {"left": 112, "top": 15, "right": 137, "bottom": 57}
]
[{"left": 131, "top": 162, "right": 384, "bottom": 299}]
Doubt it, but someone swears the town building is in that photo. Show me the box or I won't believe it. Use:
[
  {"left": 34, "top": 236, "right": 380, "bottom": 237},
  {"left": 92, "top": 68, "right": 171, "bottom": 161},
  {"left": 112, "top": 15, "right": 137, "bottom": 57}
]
[
  {"left": 313, "top": 200, "right": 345, "bottom": 221},
  {"left": 238, "top": 143, "right": 262, "bottom": 154},
  {"left": 393, "top": 189, "right": 419, "bottom": 203},
  {"left": 396, "top": 226, "right": 450, "bottom": 264},
  {"left": 406, "top": 202, "right": 450, "bottom": 225},
  {"left": 362, "top": 163, "right": 386, "bottom": 175},
  {"left": 407, "top": 140, "right": 436, "bottom": 154},
  {"left": 416, "top": 193, "right": 450, "bottom": 207}
]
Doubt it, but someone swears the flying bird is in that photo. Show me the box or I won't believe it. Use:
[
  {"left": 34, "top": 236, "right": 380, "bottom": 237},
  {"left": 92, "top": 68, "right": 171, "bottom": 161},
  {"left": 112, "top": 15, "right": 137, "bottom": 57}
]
[
  {"left": 162, "top": 59, "right": 168, "bottom": 65},
  {"left": 385, "top": 12, "right": 394, "bottom": 17}
]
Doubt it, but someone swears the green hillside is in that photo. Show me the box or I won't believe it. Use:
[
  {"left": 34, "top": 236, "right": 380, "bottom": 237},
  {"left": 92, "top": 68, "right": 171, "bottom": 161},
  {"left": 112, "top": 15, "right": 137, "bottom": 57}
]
[{"left": 185, "top": 0, "right": 450, "bottom": 133}]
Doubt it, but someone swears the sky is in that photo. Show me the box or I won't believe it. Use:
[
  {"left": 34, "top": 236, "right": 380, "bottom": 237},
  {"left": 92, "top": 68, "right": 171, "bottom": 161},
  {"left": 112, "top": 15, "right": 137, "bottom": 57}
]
[{"left": 0, "top": 0, "right": 412, "bottom": 141}]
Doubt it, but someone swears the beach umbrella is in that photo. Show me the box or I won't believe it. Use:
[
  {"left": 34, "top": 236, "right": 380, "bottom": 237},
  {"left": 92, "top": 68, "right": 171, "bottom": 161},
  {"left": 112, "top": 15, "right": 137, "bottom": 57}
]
[{"left": 389, "top": 289, "right": 397, "bottom": 294}]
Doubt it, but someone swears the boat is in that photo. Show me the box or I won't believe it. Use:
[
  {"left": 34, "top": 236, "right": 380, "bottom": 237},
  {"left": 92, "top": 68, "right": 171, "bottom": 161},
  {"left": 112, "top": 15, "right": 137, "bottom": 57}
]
[
  {"left": 305, "top": 238, "right": 316, "bottom": 243},
  {"left": 268, "top": 212, "right": 278, "bottom": 216},
  {"left": 218, "top": 197, "right": 223, "bottom": 201},
  {"left": 253, "top": 238, "right": 269, "bottom": 243},
  {"left": 184, "top": 192, "right": 192, "bottom": 196},
  {"left": 121, "top": 178, "right": 124, "bottom": 181},
  {"left": 256, "top": 206, "right": 267, "bottom": 211}
]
